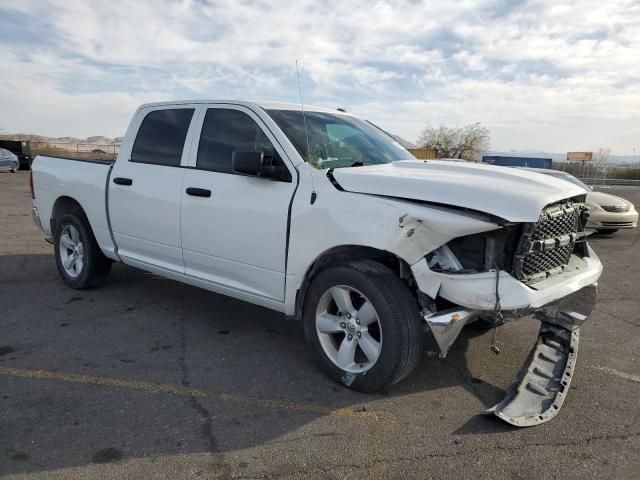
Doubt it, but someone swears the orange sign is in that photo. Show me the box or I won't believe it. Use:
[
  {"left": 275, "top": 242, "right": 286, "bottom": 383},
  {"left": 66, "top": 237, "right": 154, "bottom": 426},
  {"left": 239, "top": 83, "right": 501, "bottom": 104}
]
[{"left": 567, "top": 152, "right": 593, "bottom": 161}]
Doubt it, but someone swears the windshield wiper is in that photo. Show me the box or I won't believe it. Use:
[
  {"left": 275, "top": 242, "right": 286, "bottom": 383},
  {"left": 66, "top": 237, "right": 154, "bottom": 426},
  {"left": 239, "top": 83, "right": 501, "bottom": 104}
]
[{"left": 350, "top": 161, "right": 364, "bottom": 167}]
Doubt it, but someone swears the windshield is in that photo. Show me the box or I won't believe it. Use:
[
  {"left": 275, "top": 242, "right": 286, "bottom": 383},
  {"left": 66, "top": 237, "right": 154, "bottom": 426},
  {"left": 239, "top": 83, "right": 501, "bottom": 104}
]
[{"left": 267, "top": 110, "right": 414, "bottom": 168}]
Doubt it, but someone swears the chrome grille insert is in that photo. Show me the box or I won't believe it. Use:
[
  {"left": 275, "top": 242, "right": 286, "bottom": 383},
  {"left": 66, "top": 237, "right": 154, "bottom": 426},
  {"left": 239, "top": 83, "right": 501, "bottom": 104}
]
[{"left": 513, "top": 202, "right": 585, "bottom": 284}]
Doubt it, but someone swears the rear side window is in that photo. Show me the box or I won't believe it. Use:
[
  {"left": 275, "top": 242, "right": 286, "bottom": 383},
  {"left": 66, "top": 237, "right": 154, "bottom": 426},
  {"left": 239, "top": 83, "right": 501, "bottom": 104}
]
[
  {"left": 196, "top": 108, "right": 287, "bottom": 175},
  {"left": 131, "top": 108, "right": 194, "bottom": 166}
]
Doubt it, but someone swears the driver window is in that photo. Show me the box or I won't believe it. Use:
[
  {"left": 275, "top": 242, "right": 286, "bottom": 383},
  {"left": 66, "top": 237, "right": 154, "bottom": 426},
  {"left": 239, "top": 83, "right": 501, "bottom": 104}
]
[{"left": 196, "top": 108, "right": 286, "bottom": 174}]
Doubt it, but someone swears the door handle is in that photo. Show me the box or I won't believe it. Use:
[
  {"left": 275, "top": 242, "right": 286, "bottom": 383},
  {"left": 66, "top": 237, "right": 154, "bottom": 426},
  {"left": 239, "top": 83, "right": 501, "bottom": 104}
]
[
  {"left": 113, "top": 177, "right": 133, "bottom": 186},
  {"left": 186, "top": 187, "right": 211, "bottom": 198}
]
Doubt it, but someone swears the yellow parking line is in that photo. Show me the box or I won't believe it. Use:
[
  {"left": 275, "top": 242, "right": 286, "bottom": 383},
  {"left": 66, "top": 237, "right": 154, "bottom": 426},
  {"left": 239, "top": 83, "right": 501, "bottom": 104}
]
[{"left": 0, "top": 366, "right": 386, "bottom": 421}]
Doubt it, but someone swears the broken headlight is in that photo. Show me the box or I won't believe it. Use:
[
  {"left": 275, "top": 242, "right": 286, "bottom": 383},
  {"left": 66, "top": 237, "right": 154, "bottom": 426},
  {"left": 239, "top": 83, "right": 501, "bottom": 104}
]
[{"left": 426, "top": 225, "right": 522, "bottom": 274}]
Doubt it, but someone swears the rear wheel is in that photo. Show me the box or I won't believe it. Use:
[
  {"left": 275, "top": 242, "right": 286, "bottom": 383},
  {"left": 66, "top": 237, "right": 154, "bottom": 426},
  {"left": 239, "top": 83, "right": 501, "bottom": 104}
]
[
  {"left": 303, "top": 260, "right": 423, "bottom": 392},
  {"left": 53, "top": 211, "right": 111, "bottom": 289},
  {"left": 596, "top": 229, "right": 618, "bottom": 234}
]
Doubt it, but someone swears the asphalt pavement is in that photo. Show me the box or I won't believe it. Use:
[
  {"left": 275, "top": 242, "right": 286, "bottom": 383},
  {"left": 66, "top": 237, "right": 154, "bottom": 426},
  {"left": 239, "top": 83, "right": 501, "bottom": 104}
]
[{"left": 1, "top": 171, "right": 639, "bottom": 479}]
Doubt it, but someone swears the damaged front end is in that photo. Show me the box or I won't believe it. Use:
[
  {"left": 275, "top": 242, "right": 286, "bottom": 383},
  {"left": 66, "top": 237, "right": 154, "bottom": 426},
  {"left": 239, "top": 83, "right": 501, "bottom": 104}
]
[
  {"left": 413, "top": 197, "right": 601, "bottom": 427},
  {"left": 485, "top": 283, "right": 596, "bottom": 427}
]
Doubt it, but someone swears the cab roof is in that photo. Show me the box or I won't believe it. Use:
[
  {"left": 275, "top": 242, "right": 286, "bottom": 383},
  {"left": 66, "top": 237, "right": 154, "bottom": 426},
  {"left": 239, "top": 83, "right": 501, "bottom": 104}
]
[{"left": 138, "top": 100, "right": 348, "bottom": 114}]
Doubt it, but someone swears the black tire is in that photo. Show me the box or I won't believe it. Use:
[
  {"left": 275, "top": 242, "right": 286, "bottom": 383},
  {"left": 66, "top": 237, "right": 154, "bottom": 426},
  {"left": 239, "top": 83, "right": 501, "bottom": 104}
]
[
  {"left": 53, "top": 211, "right": 111, "bottom": 289},
  {"left": 596, "top": 229, "right": 618, "bottom": 234},
  {"left": 303, "top": 260, "right": 423, "bottom": 393}
]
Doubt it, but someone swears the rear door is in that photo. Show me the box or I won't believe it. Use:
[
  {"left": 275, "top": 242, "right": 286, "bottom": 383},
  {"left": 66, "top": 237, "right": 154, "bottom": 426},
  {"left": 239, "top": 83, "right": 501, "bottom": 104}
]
[
  {"left": 109, "top": 105, "right": 199, "bottom": 273},
  {"left": 180, "top": 104, "right": 297, "bottom": 303}
]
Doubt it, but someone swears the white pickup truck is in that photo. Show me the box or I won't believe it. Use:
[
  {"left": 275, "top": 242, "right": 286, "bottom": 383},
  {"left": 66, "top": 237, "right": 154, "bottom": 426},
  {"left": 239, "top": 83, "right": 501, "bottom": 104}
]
[{"left": 31, "top": 100, "right": 602, "bottom": 426}]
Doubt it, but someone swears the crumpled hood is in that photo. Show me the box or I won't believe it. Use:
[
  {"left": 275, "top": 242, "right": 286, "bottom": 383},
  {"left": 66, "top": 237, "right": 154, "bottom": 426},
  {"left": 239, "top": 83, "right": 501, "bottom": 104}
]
[{"left": 331, "top": 160, "right": 586, "bottom": 222}]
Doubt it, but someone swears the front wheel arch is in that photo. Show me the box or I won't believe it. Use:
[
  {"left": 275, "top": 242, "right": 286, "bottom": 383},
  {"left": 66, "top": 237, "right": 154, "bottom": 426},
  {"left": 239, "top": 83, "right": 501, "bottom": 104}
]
[{"left": 291, "top": 245, "right": 418, "bottom": 321}]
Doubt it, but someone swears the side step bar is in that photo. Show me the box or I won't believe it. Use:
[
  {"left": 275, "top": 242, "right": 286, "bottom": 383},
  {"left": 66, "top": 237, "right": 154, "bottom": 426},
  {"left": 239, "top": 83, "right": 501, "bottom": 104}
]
[{"left": 484, "top": 323, "right": 579, "bottom": 427}]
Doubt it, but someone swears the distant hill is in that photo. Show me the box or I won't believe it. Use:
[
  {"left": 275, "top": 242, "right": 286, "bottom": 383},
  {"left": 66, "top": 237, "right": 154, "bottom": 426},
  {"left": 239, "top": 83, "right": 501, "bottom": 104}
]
[{"left": 0, "top": 133, "right": 122, "bottom": 145}]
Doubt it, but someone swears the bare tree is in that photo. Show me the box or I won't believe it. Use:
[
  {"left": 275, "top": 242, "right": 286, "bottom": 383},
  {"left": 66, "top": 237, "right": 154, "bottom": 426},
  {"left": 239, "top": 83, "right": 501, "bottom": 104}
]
[
  {"left": 417, "top": 122, "right": 490, "bottom": 161},
  {"left": 594, "top": 147, "right": 610, "bottom": 165},
  {"left": 593, "top": 147, "right": 611, "bottom": 178}
]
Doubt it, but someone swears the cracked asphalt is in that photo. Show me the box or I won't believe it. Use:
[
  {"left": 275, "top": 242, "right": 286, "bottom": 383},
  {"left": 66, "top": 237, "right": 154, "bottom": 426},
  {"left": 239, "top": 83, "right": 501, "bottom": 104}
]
[{"left": 1, "top": 171, "right": 639, "bottom": 479}]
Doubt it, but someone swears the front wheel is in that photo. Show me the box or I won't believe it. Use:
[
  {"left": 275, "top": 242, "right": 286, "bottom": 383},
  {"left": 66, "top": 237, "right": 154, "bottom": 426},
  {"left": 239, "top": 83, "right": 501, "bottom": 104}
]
[
  {"left": 53, "top": 211, "right": 111, "bottom": 289},
  {"left": 303, "top": 260, "right": 423, "bottom": 393}
]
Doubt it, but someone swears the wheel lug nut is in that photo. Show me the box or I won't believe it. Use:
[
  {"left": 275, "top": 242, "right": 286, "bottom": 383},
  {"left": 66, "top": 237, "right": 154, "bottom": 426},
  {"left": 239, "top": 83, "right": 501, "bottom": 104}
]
[
  {"left": 357, "top": 332, "right": 361, "bottom": 338},
  {"left": 356, "top": 319, "right": 360, "bottom": 325},
  {"left": 346, "top": 313, "right": 351, "bottom": 319},
  {"left": 347, "top": 334, "right": 353, "bottom": 341},
  {"left": 340, "top": 322, "right": 346, "bottom": 329}
]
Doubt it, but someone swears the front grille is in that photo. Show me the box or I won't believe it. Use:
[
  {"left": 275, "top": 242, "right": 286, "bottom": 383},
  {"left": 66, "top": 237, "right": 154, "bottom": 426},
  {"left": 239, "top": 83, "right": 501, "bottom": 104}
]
[
  {"left": 601, "top": 205, "right": 629, "bottom": 213},
  {"left": 513, "top": 201, "right": 586, "bottom": 284},
  {"left": 530, "top": 204, "right": 579, "bottom": 240},
  {"left": 519, "top": 244, "right": 573, "bottom": 279}
]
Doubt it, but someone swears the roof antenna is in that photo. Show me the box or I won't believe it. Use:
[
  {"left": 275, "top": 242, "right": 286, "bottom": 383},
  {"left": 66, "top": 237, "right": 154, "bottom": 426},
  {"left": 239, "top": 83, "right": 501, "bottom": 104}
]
[
  {"left": 295, "top": 60, "right": 312, "bottom": 163},
  {"left": 296, "top": 59, "right": 317, "bottom": 203}
]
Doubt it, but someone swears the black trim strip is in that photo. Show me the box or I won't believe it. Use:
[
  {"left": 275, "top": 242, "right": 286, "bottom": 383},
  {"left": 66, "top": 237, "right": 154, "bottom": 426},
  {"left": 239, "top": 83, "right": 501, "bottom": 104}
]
[
  {"left": 284, "top": 166, "right": 300, "bottom": 274},
  {"left": 104, "top": 164, "right": 121, "bottom": 262}
]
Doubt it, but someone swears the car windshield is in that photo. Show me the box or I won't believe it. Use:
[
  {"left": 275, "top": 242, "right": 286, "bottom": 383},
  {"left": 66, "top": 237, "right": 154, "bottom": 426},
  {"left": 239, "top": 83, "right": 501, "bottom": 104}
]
[{"left": 267, "top": 110, "right": 414, "bottom": 169}]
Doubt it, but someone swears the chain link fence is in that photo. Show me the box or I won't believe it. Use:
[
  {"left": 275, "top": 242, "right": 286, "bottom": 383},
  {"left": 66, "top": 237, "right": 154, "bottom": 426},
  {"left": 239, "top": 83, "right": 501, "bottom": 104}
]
[
  {"left": 554, "top": 161, "right": 640, "bottom": 184},
  {"left": 30, "top": 142, "right": 119, "bottom": 161}
]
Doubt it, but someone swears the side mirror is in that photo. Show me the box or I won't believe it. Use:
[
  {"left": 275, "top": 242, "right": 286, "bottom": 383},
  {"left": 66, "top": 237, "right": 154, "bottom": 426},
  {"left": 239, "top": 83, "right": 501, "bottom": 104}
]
[{"left": 232, "top": 150, "right": 285, "bottom": 180}]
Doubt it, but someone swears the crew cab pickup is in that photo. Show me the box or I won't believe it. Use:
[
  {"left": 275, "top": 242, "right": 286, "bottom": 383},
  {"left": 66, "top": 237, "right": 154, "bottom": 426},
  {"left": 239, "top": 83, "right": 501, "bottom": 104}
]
[{"left": 31, "top": 100, "right": 602, "bottom": 426}]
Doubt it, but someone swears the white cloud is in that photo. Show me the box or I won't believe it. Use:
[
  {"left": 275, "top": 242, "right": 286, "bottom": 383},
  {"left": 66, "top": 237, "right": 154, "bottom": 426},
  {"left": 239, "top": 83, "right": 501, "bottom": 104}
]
[{"left": 0, "top": 0, "right": 638, "bottom": 153}]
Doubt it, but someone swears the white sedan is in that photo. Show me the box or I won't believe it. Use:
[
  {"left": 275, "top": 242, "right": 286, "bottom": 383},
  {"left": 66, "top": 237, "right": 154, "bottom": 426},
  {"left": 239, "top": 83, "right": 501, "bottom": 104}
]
[
  {"left": 0, "top": 148, "right": 19, "bottom": 173},
  {"left": 527, "top": 168, "right": 638, "bottom": 234}
]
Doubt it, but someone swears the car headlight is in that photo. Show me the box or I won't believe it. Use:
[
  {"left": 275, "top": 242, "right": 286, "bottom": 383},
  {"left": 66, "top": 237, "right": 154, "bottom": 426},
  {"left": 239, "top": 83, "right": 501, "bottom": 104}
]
[{"left": 601, "top": 204, "right": 632, "bottom": 213}]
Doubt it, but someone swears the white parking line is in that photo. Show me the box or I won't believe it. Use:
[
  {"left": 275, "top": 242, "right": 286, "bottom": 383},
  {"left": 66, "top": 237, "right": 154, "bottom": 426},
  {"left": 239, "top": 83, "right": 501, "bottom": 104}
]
[{"left": 591, "top": 366, "right": 640, "bottom": 383}]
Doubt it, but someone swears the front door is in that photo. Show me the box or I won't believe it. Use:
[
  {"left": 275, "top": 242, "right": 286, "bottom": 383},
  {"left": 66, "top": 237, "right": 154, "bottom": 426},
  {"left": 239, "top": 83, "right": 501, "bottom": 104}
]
[{"left": 180, "top": 105, "right": 296, "bottom": 302}]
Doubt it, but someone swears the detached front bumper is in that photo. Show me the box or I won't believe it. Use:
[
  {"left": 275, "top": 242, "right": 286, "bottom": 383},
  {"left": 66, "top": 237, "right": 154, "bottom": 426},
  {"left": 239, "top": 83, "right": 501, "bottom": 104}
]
[
  {"left": 485, "top": 284, "right": 595, "bottom": 426},
  {"left": 413, "top": 247, "right": 601, "bottom": 427}
]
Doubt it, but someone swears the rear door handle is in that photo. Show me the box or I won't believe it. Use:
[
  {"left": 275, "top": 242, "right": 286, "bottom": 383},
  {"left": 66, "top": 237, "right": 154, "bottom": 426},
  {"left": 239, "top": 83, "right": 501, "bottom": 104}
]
[
  {"left": 186, "top": 187, "right": 211, "bottom": 198},
  {"left": 113, "top": 177, "right": 133, "bottom": 186}
]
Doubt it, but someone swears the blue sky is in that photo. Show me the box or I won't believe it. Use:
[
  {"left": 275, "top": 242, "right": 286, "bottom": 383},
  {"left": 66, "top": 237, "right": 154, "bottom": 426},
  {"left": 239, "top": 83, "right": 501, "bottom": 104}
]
[{"left": 0, "top": 0, "right": 638, "bottom": 153}]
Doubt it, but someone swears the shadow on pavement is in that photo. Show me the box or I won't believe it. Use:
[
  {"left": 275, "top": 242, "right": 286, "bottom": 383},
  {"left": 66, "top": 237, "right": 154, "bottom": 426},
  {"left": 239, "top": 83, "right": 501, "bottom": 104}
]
[{"left": 1, "top": 253, "right": 518, "bottom": 475}]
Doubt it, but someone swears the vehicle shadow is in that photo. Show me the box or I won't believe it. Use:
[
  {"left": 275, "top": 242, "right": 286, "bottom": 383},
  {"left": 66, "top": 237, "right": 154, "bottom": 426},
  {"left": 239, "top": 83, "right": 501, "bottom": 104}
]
[{"left": 1, "top": 254, "right": 518, "bottom": 474}]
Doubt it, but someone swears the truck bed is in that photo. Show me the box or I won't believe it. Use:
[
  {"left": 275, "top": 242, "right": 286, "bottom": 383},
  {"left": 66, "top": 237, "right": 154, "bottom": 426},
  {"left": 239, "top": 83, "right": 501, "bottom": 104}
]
[{"left": 31, "top": 155, "right": 117, "bottom": 259}]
